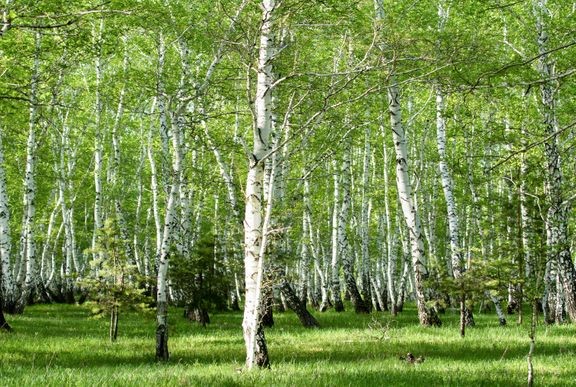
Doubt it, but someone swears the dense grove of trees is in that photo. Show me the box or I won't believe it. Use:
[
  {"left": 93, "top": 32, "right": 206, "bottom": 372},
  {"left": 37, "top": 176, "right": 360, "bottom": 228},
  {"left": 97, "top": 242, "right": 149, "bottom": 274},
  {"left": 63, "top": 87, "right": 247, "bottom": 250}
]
[{"left": 1, "top": 0, "right": 575, "bottom": 368}]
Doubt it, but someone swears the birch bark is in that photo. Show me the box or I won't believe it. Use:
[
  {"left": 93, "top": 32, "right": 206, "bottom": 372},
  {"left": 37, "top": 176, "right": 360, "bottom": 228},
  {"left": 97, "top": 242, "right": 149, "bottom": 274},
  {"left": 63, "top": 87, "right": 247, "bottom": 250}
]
[
  {"left": 92, "top": 19, "right": 105, "bottom": 276},
  {"left": 155, "top": 32, "right": 186, "bottom": 360},
  {"left": 534, "top": 0, "right": 576, "bottom": 322},
  {"left": 0, "top": 129, "right": 15, "bottom": 311},
  {"left": 360, "top": 126, "right": 372, "bottom": 311},
  {"left": 374, "top": 0, "right": 437, "bottom": 322},
  {"left": 242, "top": 0, "right": 275, "bottom": 369},
  {"left": 340, "top": 138, "right": 369, "bottom": 313},
  {"left": 330, "top": 159, "right": 344, "bottom": 311},
  {"left": 16, "top": 32, "right": 41, "bottom": 312},
  {"left": 382, "top": 139, "right": 397, "bottom": 315},
  {"left": 435, "top": 85, "right": 474, "bottom": 328},
  {"left": 388, "top": 80, "right": 440, "bottom": 326}
]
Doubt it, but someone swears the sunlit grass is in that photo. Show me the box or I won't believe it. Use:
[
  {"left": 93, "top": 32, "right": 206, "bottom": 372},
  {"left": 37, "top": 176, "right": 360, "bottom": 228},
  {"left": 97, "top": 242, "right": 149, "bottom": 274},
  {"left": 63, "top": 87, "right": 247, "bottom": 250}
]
[{"left": 1, "top": 303, "right": 575, "bottom": 386}]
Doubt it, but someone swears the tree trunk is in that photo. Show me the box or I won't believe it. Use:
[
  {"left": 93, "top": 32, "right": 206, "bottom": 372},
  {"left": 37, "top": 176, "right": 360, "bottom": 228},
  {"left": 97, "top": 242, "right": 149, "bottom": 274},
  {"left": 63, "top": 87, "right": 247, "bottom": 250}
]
[
  {"left": 360, "top": 126, "right": 372, "bottom": 312},
  {"left": 0, "top": 297, "right": 10, "bottom": 331},
  {"left": 387, "top": 80, "right": 440, "bottom": 327},
  {"left": 382, "top": 142, "right": 397, "bottom": 315},
  {"left": 155, "top": 31, "right": 185, "bottom": 361},
  {"left": 435, "top": 85, "right": 474, "bottom": 327},
  {"left": 278, "top": 277, "right": 320, "bottom": 328},
  {"left": 242, "top": 0, "right": 275, "bottom": 370},
  {"left": 533, "top": 0, "right": 576, "bottom": 322},
  {"left": 0, "top": 130, "right": 16, "bottom": 312},
  {"left": 92, "top": 20, "right": 105, "bottom": 278},
  {"left": 330, "top": 160, "right": 344, "bottom": 312},
  {"left": 110, "top": 305, "right": 119, "bottom": 342},
  {"left": 16, "top": 32, "right": 41, "bottom": 313},
  {"left": 340, "top": 139, "right": 369, "bottom": 314}
]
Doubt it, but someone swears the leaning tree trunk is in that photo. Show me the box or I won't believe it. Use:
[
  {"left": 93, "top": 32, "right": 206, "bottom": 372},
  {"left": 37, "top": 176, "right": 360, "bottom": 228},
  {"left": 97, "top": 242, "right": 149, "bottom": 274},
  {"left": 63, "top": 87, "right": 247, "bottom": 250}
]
[
  {"left": 278, "top": 276, "right": 320, "bottom": 328},
  {"left": 387, "top": 79, "right": 440, "bottom": 327},
  {"left": 533, "top": 0, "right": 576, "bottom": 322},
  {"left": 242, "top": 0, "right": 275, "bottom": 370}
]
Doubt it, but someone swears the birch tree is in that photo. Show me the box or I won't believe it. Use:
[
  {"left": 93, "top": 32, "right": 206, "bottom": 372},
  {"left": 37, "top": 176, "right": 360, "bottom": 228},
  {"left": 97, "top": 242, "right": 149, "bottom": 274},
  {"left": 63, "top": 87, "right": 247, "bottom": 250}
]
[
  {"left": 242, "top": 0, "right": 275, "bottom": 369},
  {"left": 375, "top": 0, "right": 440, "bottom": 327},
  {"left": 0, "top": 129, "right": 15, "bottom": 311},
  {"left": 533, "top": 0, "right": 576, "bottom": 322},
  {"left": 15, "top": 31, "right": 41, "bottom": 313}
]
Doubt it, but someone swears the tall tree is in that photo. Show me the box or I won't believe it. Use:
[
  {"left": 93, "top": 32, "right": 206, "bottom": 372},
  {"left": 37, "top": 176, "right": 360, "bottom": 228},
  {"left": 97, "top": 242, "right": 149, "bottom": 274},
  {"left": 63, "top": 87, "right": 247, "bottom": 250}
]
[
  {"left": 533, "top": 0, "right": 576, "bottom": 322},
  {"left": 242, "top": 0, "right": 275, "bottom": 369}
]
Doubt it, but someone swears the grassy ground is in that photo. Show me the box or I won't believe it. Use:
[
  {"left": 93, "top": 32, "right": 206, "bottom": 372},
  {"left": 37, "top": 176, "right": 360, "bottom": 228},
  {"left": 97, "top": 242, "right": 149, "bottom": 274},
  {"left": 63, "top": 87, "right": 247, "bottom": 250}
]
[{"left": 1, "top": 303, "right": 575, "bottom": 386}]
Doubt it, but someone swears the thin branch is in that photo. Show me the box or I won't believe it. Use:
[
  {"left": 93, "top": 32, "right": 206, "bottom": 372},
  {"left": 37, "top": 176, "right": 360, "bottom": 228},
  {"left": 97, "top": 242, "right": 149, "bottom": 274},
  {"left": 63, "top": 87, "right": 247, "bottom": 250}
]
[
  {"left": 472, "top": 40, "right": 576, "bottom": 87},
  {"left": 490, "top": 119, "right": 576, "bottom": 171}
]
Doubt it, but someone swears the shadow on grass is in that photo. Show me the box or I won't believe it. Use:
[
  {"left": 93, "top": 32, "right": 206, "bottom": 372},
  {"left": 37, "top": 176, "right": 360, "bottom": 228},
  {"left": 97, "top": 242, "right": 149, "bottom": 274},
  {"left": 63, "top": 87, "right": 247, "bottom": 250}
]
[{"left": 2, "top": 303, "right": 575, "bottom": 387}]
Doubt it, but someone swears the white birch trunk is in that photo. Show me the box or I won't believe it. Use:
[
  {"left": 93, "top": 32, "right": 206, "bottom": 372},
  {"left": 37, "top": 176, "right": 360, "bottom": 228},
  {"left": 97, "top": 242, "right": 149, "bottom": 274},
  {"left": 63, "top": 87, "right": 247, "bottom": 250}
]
[
  {"left": 155, "top": 33, "right": 186, "bottom": 359},
  {"left": 388, "top": 80, "right": 440, "bottom": 326},
  {"left": 435, "top": 85, "right": 474, "bottom": 328},
  {"left": 533, "top": 0, "right": 576, "bottom": 322},
  {"left": 155, "top": 125, "right": 183, "bottom": 360},
  {"left": 92, "top": 20, "right": 105, "bottom": 275},
  {"left": 382, "top": 141, "right": 398, "bottom": 315},
  {"left": 360, "top": 126, "right": 372, "bottom": 310},
  {"left": 330, "top": 159, "right": 344, "bottom": 311},
  {"left": 299, "top": 176, "right": 311, "bottom": 305},
  {"left": 519, "top": 126, "right": 532, "bottom": 279},
  {"left": 0, "top": 129, "right": 15, "bottom": 310},
  {"left": 17, "top": 32, "right": 41, "bottom": 312},
  {"left": 340, "top": 138, "right": 369, "bottom": 313},
  {"left": 242, "top": 0, "right": 275, "bottom": 369}
]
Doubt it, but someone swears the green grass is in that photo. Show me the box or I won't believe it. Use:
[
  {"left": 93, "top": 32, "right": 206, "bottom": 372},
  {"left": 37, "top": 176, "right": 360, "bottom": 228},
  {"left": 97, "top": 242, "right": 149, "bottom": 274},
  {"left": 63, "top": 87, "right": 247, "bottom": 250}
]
[{"left": 1, "top": 303, "right": 575, "bottom": 386}]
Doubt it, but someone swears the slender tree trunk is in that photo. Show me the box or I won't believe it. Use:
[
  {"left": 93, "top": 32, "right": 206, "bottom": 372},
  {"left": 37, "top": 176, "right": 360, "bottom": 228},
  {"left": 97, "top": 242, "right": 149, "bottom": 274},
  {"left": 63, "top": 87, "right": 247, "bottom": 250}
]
[
  {"left": 155, "top": 31, "right": 185, "bottom": 361},
  {"left": 435, "top": 85, "right": 474, "bottom": 327},
  {"left": 16, "top": 32, "right": 41, "bottom": 313},
  {"left": 110, "top": 305, "right": 119, "bottom": 342},
  {"left": 242, "top": 0, "right": 275, "bottom": 369},
  {"left": 330, "top": 160, "right": 344, "bottom": 312},
  {"left": 387, "top": 80, "right": 440, "bottom": 327},
  {"left": 92, "top": 20, "right": 105, "bottom": 277},
  {"left": 299, "top": 177, "right": 311, "bottom": 305},
  {"left": 0, "top": 130, "right": 15, "bottom": 311},
  {"left": 360, "top": 126, "right": 372, "bottom": 311},
  {"left": 58, "top": 122, "right": 75, "bottom": 303},
  {"left": 340, "top": 138, "right": 369, "bottom": 314},
  {"left": 382, "top": 141, "right": 398, "bottom": 315}
]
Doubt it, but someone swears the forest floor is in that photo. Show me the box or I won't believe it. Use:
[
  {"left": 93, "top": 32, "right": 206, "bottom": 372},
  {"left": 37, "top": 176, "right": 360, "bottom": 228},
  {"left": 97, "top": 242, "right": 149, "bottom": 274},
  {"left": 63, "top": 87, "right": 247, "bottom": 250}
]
[{"left": 0, "top": 302, "right": 575, "bottom": 386}]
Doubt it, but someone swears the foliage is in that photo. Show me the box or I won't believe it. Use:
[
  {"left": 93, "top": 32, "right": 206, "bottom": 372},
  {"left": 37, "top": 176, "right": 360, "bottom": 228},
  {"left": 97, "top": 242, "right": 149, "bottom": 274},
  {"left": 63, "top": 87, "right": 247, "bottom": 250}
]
[
  {"left": 80, "top": 218, "right": 151, "bottom": 324},
  {"left": 429, "top": 258, "right": 524, "bottom": 302},
  {"left": 170, "top": 232, "right": 230, "bottom": 313}
]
